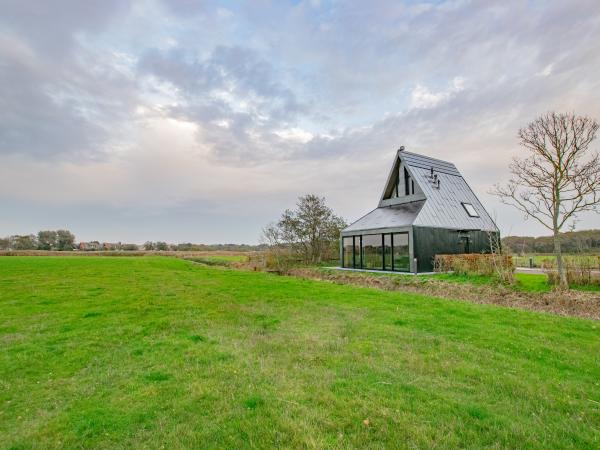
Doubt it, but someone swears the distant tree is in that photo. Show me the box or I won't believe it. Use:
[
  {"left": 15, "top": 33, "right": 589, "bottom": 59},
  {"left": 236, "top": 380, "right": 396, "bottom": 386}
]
[
  {"left": 37, "top": 230, "right": 58, "bottom": 250},
  {"left": 502, "top": 229, "right": 600, "bottom": 254},
  {"left": 56, "top": 230, "right": 75, "bottom": 251},
  {"left": 121, "top": 244, "right": 139, "bottom": 251},
  {"left": 0, "top": 237, "right": 9, "bottom": 250},
  {"left": 143, "top": 241, "right": 154, "bottom": 251},
  {"left": 492, "top": 112, "right": 600, "bottom": 288},
  {"left": 154, "top": 241, "right": 169, "bottom": 251},
  {"left": 264, "top": 194, "right": 346, "bottom": 265},
  {"left": 11, "top": 234, "right": 37, "bottom": 250}
]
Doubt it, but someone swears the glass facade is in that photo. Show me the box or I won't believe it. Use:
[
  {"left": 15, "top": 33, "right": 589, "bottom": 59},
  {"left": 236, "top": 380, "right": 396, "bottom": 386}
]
[
  {"left": 342, "top": 232, "right": 410, "bottom": 272},
  {"left": 383, "top": 234, "right": 392, "bottom": 270},
  {"left": 362, "top": 234, "right": 383, "bottom": 270},
  {"left": 354, "top": 236, "right": 361, "bottom": 268},
  {"left": 392, "top": 233, "right": 409, "bottom": 271},
  {"left": 342, "top": 237, "right": 354, "bottom": 268}
]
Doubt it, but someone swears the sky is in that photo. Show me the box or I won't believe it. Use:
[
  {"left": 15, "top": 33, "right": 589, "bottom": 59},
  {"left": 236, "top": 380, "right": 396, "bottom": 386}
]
[{"left": 1, "top": 0, "right": 599, "bottom": 244}]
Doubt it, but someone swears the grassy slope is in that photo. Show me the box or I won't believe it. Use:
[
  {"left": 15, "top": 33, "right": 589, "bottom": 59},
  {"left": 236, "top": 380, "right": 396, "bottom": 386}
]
[{"left": 0, "top": 257, "right": 598, "bottom": 449}]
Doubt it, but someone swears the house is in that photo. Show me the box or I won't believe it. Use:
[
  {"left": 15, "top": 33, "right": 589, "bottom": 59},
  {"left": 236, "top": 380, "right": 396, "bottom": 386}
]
[
  {"left": 101, "top": 242, "right": 122, "bottom": 251},
  {"left": 78, "top": 241, "right": 101, "bottom": 251},
  {"left": 340, "top": 147, "right": 499, "bottom": 273}
]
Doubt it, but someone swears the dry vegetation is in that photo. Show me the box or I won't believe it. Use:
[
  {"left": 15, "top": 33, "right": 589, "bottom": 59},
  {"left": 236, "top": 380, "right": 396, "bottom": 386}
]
[
  {"left": 0, "top": 250, "right": 254, "bottom": 258},
  {"left": 434, "top": 253, "right": 513, "bottom": 276}
]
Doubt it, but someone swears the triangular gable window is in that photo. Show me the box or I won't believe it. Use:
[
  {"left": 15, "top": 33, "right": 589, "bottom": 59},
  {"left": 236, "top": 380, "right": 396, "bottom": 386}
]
[{"left": 383, "top": 159, "right": 415, "bottom": 199}]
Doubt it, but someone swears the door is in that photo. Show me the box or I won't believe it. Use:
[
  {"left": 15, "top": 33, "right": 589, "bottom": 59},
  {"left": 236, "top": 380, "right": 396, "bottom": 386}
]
[{"left": 459, "top": 235, "right": 470, "bottom": 254}]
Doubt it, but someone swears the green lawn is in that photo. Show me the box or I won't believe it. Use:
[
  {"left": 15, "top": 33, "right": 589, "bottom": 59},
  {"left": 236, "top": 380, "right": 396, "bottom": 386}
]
[
  {"left": 1, "top": 257, "right": 599, "bottom": 449},
  {"left": 424, "top": 271, "right": 599, "bottom": 293},
  {"left": 184, "top": 254, "right": 248, "bottom": 266},
  {"left": 513, "top": 254, "right": 599, "bottom": 269}
]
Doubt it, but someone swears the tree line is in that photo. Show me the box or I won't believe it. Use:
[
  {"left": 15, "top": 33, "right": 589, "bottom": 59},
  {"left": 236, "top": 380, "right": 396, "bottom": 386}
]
[
  {"left": 0, "top": 230, "right": 76, "bottom": 251},
  {"left": 141, "top": 242, "right": 267, "bottom": 251},
  {"left": 0, "top": 231, "right": 267, "bottom": 252},
  {"left": 502, "top": 229, "right": 600, "bottom": 255}
]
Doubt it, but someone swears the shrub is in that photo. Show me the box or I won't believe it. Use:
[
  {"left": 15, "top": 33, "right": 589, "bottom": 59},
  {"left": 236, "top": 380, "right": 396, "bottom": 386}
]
[
  {"left": 434, "top": 254, "right": 514, "bottom": 279},
  {"left": 263, "top": 248, "right": 300, "bottom": 274}
]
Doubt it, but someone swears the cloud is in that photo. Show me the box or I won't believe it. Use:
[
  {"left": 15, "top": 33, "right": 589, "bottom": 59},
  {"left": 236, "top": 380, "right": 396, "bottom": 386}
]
[
  {"left": 410, "top": 77, "right": 465, "bottom": 109},
  {"left": 0, "top": 0, "right": 137, "bottom": 160},
  {"left": 1, "top": 0, "right": 600, "bottom": 242},
  {"left": 138, "top": 44, "right": 307, "bottom": 162}
]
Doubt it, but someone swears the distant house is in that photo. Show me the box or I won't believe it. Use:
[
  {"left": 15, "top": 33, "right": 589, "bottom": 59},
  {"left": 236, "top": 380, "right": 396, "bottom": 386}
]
[
  {"left": 101, "top": 242, "right": 121, "bottom": 251},
  {"left": 340, "top": 148, "right": 499, "bottom": 273},
  {"left": 78, "top": 241, "right": 101, "bottom": 251}
]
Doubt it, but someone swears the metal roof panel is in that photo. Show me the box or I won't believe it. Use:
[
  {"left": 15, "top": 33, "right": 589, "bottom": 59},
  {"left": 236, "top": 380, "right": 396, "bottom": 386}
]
[{"left": 343, "top": 201, "right": 425, "bottom": 232}]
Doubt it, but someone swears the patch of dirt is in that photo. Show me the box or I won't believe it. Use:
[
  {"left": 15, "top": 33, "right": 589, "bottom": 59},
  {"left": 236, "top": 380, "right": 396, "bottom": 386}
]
[{"left": 287, "top": 268, "right": 600, "bottom": 321}]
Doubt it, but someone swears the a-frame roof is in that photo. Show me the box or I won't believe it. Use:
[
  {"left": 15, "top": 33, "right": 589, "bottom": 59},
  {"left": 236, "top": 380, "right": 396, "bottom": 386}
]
[{"left": 343, "top": 149, "right": 498, "bottom": 234}]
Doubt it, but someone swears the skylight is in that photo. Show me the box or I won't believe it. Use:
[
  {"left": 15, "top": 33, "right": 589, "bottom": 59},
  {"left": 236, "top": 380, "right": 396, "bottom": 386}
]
[{"left": 462, "top": 202, "right": 479, "bottom": 218}]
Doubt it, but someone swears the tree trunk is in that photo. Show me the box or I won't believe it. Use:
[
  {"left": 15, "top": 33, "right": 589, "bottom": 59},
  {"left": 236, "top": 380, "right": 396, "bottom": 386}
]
[{"left": 553, "top": 230, "right": 568, "bottom": 289}]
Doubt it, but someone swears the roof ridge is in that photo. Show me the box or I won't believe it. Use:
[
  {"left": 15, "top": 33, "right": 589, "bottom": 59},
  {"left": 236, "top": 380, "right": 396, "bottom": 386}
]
[{"left": 400, "top": 150, "right": 457, "bottom": 167}]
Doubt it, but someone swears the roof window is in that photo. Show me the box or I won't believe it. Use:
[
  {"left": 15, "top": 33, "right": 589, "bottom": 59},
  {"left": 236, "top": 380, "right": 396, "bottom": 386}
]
[{"left": 461, "top": 202, "right": 479, "bottom": 218}]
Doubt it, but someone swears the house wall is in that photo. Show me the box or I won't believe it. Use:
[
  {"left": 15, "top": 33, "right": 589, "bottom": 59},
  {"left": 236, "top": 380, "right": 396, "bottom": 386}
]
[{"left": 412, "top": 226, "right": 498, "bottom": 272}]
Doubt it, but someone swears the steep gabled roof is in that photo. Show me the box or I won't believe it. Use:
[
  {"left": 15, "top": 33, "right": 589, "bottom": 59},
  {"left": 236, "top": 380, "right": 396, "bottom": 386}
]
[{"left": 343, "top": 149, "right": 498, "bottom": 234}]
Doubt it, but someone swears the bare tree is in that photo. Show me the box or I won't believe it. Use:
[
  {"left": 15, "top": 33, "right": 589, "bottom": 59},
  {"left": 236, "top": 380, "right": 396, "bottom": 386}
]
[
  {"left": 263, "top": 194, "right": 346, "bottom": 266},
  {"left": 492, "top": 112, "right": 600, "bottom": 288}
]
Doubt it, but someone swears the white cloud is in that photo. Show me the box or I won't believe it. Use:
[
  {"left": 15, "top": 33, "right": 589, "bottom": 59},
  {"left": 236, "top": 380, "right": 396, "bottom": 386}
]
[{"left": 410, "top": 77, "right": 466, "bottom": 109}]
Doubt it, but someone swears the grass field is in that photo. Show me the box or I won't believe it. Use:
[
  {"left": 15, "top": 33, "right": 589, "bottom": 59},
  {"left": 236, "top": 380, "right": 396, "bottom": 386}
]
[
  {"left": 425, "top": 272, "right": 600, "bottom": 293},
  {"left": 513, "top": 254, "right": 600, "bottom": 269},
  {"left": 1, "top": 257, "right": 599, "bottom": 449},
  {"left": 184, "top": 254, "right": 249, "bottom": 266}
]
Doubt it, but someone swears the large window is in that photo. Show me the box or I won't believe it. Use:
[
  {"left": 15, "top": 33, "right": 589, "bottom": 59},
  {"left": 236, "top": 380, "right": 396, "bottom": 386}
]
[
  {"left": 342, "top": 233, "right": 409, "bottom": 271},
  {"left": 383, "top": 234, "right": 392, "bottom": 270},
  {"left": 342, "top": 237, "right": 354, "bottom": 268},
  {"left": 392, "top": 233, "right": 410, "bottom": 272},
  {"left": 354, "top": 236, "right": 361, "bottom": 268},
  {"left": 362, "top": 234, "right": 383, "bottom": 270},
  {"left": 404, "top": 168, "right": 411, "bottom": 195}
]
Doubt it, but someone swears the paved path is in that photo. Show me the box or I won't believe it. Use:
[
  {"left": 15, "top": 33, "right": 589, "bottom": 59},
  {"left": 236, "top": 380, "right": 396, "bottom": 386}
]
[{"left": 515, "top": 267, "right": 600, "bottom": 275}]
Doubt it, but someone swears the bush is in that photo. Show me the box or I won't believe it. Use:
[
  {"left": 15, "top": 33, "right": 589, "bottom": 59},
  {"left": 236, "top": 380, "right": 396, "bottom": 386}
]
[
  {"left": 434, "top": 254, "right": 514, "bottom": 279},
  {"left": 263, "top": 248, "right": 300, "bottom": 274}
]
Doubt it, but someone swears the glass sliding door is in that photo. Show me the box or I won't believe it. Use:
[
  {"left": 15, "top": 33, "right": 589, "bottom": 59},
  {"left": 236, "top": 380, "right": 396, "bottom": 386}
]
[
  {"left": 392, "top": 233, "right": 409, "bottom": 272},
  {"left": 353, "top": 236, "right": 362, "bottom": 268},
  {"left": 383, "top": 234, "right": 392, "bottom": 270},
  {"left": 362, "top": 234, "right": 383, "bottom": 270},
  {"left": 342, "top": 237, "right": 354, "bottom": 268}
]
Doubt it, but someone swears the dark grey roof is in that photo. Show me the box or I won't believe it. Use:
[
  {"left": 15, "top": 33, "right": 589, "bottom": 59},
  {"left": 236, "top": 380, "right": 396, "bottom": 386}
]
[
  {"left": 400, "top": 151, "right": 461, "bottom": 176},
  {"left": 409, "top": 166, "right": 497, "bottom": 231},
  {"left": 343, "top": 201, "right": 424, "bottom": 233},
  {"left": 343, "top": 150, "right": 499, "bottom": 233}
]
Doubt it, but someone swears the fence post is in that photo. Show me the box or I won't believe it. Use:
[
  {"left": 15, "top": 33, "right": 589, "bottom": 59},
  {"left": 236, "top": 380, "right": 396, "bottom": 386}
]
[{"left": 413, "top": 258, "right": 418, "bottom": 274}]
